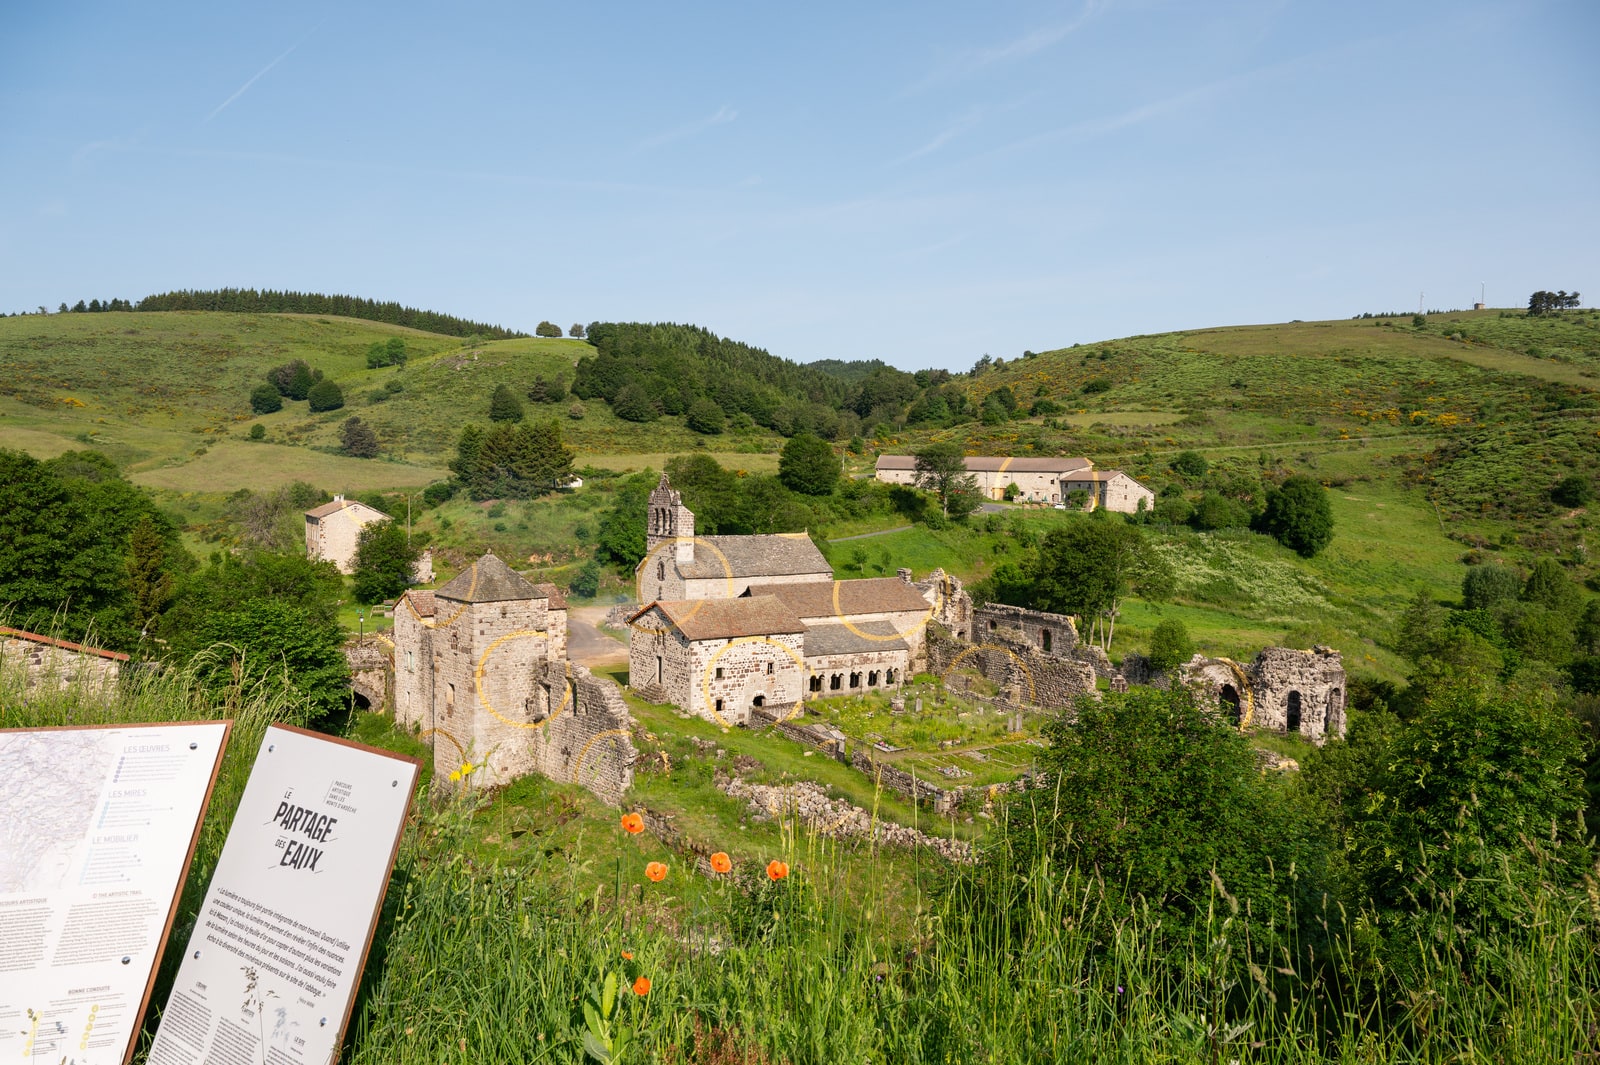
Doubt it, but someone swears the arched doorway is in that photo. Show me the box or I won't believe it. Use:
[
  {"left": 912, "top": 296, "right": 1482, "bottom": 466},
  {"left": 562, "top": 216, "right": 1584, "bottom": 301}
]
[
  {"left": 1220, "top": 684, "right": 1241, "bottom": 726},
  {"left": 1286, "top": 691, "right": 1302, "bottom": 733},
  {"left": 752, "top": 695, "right": 765, "bottom": 709}
]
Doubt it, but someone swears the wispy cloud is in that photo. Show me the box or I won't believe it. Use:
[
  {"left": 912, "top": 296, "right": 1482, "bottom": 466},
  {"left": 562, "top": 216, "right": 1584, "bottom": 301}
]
[
  {"left": 888, "top": 108, "right": 983, "bottom": 166},
  {"left": 205, "top": 24, "right": 321, "bottom": 123},
  {"left": 906, "top": 1, "right": 1105, "bottom": 93},
  {"left": 638, "top": 105, "right": 738, "bottom": 150}
]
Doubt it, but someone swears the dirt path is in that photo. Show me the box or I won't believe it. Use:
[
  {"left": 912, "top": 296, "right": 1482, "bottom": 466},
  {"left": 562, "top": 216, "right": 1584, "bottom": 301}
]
[{"left": 568, "top": 603, "right": 629, "bottom": 669}]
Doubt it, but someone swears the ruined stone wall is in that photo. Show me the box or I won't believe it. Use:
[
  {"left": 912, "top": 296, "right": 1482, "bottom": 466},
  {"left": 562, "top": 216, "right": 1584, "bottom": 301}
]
[
  {"left": 851, "top": 748, "right": 963, "bottom": 812},
  {"left": 916, "top": 569, "right": 973, "bottom": 644},
  {"left": 433, "top": 595, "right": 558, "bottom": 780},
  {"left": 344, "top": 637, "right": 391, "bottom": 711},
  {"left": 391, "top": 604, "right": 432, "bottom": 731},
  {"left": 687, "top": 632, "right": 806, "bottom": 725},
  {"left": 926, "top": 622, "right": 1098, "bottom": 711},
  {"left": 1181, "top": 647, "right": 1346, "bottom": 743},
  {"left": 530, "top": 664, "right": 637, "bottom": 806},
  {"left": 974, "top": 602, "right": 1079, "bottom": 656},
  {"left": 747, "top": 705, "right": 849, "bottom": 760},
  {"left": 0, "top": 632, "right": 122, "bottom": 696}
]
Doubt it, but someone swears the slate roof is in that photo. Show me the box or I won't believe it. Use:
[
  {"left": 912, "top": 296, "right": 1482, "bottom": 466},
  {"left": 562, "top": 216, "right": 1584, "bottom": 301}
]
[
  {"left": 305, "top": 496, "right": 390, "bottom": 520},
  {"left": 629, "top": 596, "right": 807, "bottom": 641},
  {"left": 802, "top": 621, "right": 910, "bottom": 658},
  {"left": 875, "top": 455, "right": 1092, "bottom": 474},
  {"left": 436, "top": 553, "right": 543, "bottom": 603},
  {"left": 744, "top": 578, "right": 930, "bottom": 619},
  {"left": 678, "top": 533, "right": 832, "bottom": 581}
]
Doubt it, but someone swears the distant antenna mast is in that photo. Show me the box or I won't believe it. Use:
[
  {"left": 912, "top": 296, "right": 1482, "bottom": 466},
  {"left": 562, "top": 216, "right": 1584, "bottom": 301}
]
[{"left": 1418, "top": 291, "right": 1425, "bottom": 315}]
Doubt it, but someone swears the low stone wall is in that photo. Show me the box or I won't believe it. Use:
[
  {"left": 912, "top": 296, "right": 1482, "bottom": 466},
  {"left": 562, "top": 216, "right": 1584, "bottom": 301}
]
[
  {"left": 747, "top": 704, "right": 847, "bottom": 760},
  {"left": 718, "top": 775, "right": 973, "bottom": 863},
  {"left": 0, "top": 628, "right": 125, "bottom": 697},
  {"left": 851, "top": 748, "right": 965, "bottom": 813}
]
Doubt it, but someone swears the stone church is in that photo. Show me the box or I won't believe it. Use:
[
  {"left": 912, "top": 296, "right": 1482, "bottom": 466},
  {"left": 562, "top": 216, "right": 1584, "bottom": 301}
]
[{"left": 627, "top": 473, "right": 968, "bottom": 725}]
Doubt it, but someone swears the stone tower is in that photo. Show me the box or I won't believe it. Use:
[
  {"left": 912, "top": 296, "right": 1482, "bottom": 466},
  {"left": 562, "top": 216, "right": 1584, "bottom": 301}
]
[{"left": 646, "top": 473, "right": 695, "bottom": 564}]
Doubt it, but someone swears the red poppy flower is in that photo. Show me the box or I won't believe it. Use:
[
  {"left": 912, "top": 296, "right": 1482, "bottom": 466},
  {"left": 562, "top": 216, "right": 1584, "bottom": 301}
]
[
  {"left": 620, "top": 812, "right": 644, "bottom": 834},
  {"left": 710, "top": 852, "right": 732, "bottom": 874},
  {"left": 766, "top": 860, "right": 789, "bottom": 881},
  {"left": 645, "top": 861, "right": 668, "bottom": 882},
  {"left": 632, "top": 976, "right": 651, "bottom": 996}
]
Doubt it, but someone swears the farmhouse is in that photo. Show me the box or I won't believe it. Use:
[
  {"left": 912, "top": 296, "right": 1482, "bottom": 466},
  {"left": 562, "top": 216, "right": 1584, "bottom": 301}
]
[
  {"left": 305, "top": 494, "right": 390, "bottom": 574},
  {"left": 1059, "top": 469, "right": 1156, "bottom": 514},
  {"left": 874, "top": 454, "right": 1093, "bottom": 503}
]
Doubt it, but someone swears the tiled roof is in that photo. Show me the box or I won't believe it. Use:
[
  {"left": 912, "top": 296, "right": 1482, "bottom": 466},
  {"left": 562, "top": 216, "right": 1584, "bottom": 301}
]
[
  {"left": 802, "top": 621, "right": 909, "bottom": 657},
  {"left": 744, "top": 578, "right": 930, "bottom": 619},
  {"left": 436, "top": 553, "right": 543, "bottom": 603},
  {"left": 875, "top": 455, "right": 1092, "bottom": 474},
  {"left": 629, "top": 596, "right": 807, "bottom": 641},
  {"left": 530, "top": 582, "right": 568, "bottom": 610},
  {"left": 679, "top": 534, "right": 832, "bottom": 581},
  {"left": 401, "top": 590, "right": 436, "bottom": 617},
  {"left": 0, "top": 627, "right": 130, "bottom": 662}
]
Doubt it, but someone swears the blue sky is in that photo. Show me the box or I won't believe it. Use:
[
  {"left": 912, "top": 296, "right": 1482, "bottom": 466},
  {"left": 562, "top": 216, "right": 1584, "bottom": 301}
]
[{"left": 2, "top": 1, "right": 1595, "bottom": 371}]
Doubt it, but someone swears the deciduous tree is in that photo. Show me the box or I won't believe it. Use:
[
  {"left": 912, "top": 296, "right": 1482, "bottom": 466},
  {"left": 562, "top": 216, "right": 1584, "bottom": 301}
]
[
  {"left": 778, "top": 433, "right": 840, "bottom": 496},
  {"left": 914, "top": 442, "right": 978, "bottom": 519},
  {"left": 352, "top": 520, "right": 421, "bottom": 604}
]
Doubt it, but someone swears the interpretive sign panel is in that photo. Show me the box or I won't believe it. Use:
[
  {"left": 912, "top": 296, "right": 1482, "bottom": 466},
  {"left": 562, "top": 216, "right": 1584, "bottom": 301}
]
[
  {"left": 0, "top": 721, "right": 232, "bottom": 1065},
  {"left": 148, "top": 724, "right": 419, "bottom": 1065}
]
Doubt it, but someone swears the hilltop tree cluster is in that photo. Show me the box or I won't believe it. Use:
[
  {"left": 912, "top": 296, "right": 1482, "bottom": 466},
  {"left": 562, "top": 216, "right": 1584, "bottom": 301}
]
[
  {"left": 135, "top": 288, "right": 525, "bottom": 338},
  {"left": 1528, "top": 289, "right": 1582, "bottom": 315},
  {"left": 253, "top": 358, "right": 344, "bottom": 415},
  {"left": 58, "top": 298, "right": 135, "bottom": 312}
]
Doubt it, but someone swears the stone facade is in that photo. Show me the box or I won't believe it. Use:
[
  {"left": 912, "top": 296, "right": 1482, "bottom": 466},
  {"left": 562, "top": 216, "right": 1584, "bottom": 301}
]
[
  {"left": 1059, "top": 470, "right": 1155, "bottom": 514},
  {"left": 304, "top": 495, "right": 390, "bottom": 574},
  {"left": 0, "top": 627, "right": 125, "bottom": 696},
  {"left": 974, "top": 602, "right": 1079, "bottom": 657},
  {"left": 1181, "top": 646, "right": 1346, "bottom": 743},
  {"left": 628, "top": 599, "right": 807, "bottom": 725},
  {"left": 391, "top": 552, "right": 636, "bottom": 803},
  {"left": 344, "top": 637, "right": 391, "bottom": 711},
  {"left": 874, "top": 455, "right": 1093, "bottom": 503}
]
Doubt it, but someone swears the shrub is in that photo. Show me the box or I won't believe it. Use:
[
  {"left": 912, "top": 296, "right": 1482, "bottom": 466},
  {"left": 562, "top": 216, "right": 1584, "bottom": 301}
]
[
  {"left": 1551, "top": 474, "right": 1593, "bottom": 507},
  {"left": 1146, "top": 618, "right": 1194, "bottom": 672},
  {"left": 1462, "top": 563, "right": 1522, "bottom": 611},
  {"left": 1170, "top": 450, "right": 1208, "bottom": 478},
  {"left": 489, "top": 383, "right": 524, "bottom": 423},
  {"left": 340, "top": 416, "right": 379, "bottom": 458},
  {"left": 1256, "top": 475, "right": 1333, "bottom": 557},
  {"left": 306, "top": 379, "right": 344, "bottom": 412},
  {"left": 611, "top": 385, "right": 657, "bottom": 423},
  {"left": 1082, "top": 377, "right": 1112, "bottom": 394},
  {"left": 248, "top": 424, "right": 266, "bottom": 440},
  {"left": 568, "top": 560, "right": 600, "bottom": 598},
  {"left": 250, "top": 384, "right": 283, "bottom": 414},
  {"left": 268, "top": 359, "right": 316, "bottom": 400},
  {"left": 567, "top": 401, "right": 585, "bottom": 420},
  {"left": 421, "top": 480, "right": 456, "bottom": 508}
]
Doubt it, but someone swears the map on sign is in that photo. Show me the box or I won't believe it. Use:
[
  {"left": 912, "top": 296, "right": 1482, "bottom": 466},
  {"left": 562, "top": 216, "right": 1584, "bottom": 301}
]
[
  {"left": 148, "top": 724, "right": 419, "bottom": 1065},
  {"left": 0, "top": 722, "right": 231, "bottom": 1065}
]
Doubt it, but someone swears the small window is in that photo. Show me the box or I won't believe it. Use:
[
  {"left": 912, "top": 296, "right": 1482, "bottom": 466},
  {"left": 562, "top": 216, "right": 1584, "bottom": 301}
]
[
  {"left": 657, "top": 560, "right": 665, "bottom": 581},
  {"left": 868, "top": 670, "right": 880, "bottom": 686},
  {"left": 885, "top": 668, "right": 896, "bottom": 685},
  {"left": 1041, "top": 628, "right": 1052, "bottom": 653},
  {"left": 715, "top": 698, "right": 724, "bottom": 714},
  {"left": 830, "top": 674, "right": 842, "bottom": 691},
  {"left": 988, "top": 619, "right": 996, "bottom": 632},
  {"left": 656, "top": 655, "right": 663, "bottom": 684},
  {"left": 766, "top": 662, "right": 774, "bottom": 675},
  {"left": 715, "top": 666, "right": 724, "bottom": 680},
  {"left": 809, "top": 676, "right": 822, "bottom": 693},
  {"left": 849, "top": 672, "right": 861, "bottom": 688}
]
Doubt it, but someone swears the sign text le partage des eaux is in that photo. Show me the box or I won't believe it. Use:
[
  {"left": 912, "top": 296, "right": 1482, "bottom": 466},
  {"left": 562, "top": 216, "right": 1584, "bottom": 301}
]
[{"left": 148, "top": 724, "right": 418, "bottom": 1065}]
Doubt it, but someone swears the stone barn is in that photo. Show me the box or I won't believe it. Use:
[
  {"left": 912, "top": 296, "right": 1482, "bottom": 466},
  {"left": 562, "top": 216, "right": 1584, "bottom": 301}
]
[{"left": 1182, "top": 646, "right": 1346, "bottom": 742}]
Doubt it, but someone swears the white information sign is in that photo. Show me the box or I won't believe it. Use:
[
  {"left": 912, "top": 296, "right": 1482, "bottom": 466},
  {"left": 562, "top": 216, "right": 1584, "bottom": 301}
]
[
  {"left": 0, "top": 721, "right": 232, "bottom": 1065},
  {"left": 148, "top": 724, "right": 418, "bottom": 1065}
]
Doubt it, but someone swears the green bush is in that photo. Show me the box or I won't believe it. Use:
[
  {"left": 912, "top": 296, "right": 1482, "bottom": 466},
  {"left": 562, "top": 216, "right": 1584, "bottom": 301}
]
[
  {"left": 306, "top": 379, "right": 344, "bottom": 412},
  {"left": 250, "top": 383, "right": 283, "bottom": 414}
]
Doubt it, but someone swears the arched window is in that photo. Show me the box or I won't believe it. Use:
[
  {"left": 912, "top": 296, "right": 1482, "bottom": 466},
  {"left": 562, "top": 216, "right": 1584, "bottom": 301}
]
[
  {"left": 809, "top": 676, "right": 822, "bottom": 693},
  {"left": 752, "top": 695, "right": 765, "bottom": 708},
  {"left": 830, "top": 674, "right": 842, "bottom": 691},
  {"left": 657, "top": 560, "right": 665, "bottom": 582},
  {"left": 849, "top": 672, "right": 861, "bottom": 688},
  {"left": 868, "top": 670, "right": 880, "bottom": 686},
  {"left": 1286, "top": 691, "right": 1302, "bottom": 733},
  {"left": 885, "top": 668, "right": 896, "bottom": 685}
]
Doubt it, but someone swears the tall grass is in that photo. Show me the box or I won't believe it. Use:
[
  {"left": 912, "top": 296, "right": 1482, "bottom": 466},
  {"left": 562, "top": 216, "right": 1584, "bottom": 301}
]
[{"left": 5, "top": 663, "right": 1596, "bottom": 1063}]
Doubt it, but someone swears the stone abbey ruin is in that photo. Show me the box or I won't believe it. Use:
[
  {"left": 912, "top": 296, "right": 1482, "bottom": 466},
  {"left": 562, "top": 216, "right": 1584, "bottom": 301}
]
[{"left": 364, "top": 473, "right": 1345, "bottom": 809}]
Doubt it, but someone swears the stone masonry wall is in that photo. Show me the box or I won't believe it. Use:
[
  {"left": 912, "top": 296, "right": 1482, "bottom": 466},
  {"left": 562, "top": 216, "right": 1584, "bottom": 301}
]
[
  {"left": 926, "top": 622, "right": 1098, "bottom": 711},
  {"left": 0, "top": 631, "right": 123, "bottom": 696},
  {"left": 688, "top": 632, "right": 806, "bottom": 725}
]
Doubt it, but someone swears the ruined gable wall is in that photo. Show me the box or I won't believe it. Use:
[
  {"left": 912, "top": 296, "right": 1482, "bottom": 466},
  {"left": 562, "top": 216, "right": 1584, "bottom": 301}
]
[
  {"left": 974, "top": 602, "right": 1079, "bottom": 656},
  {"left": 927, "top": 620, "right": 1098, "bottom": 711},
  {"left": 531, "top": 663, "right": 637, "bottom": 806},
  {"left": 1248, "top": 647, "right": 1346, "bottom": 741}
]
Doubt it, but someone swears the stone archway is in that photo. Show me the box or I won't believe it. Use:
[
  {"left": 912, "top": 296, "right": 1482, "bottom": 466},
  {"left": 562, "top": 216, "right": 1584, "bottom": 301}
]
[
  {"left": 1286, "top": 690, "right": 1302, "bottom": 733},
  {"left": 1220, "top": 683, "right": 1241, "bottom": 726}
]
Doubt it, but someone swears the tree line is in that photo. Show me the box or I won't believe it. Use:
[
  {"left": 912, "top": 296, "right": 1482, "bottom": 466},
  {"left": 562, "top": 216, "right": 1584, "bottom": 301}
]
[
  {"left": 1528, "top": 289, "right": 1582, "bottom": 315},
  {"left": 131, "top": 288, "right": 526, "bottom": 338}
]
